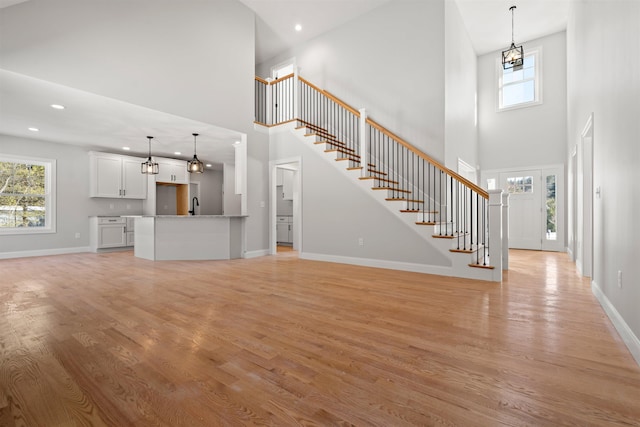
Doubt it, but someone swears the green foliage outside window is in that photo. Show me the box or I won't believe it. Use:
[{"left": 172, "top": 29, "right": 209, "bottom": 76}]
[
  {"left": 0, "top": 161, "right": 47, "bottom": 228},
  {"left": 546, "top": 175, "right": 556, "bottom": 235}
]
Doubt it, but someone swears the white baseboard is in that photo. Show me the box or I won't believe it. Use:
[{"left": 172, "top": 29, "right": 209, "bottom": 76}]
[
  {"left": 243, "top": 249, "right": 270, "bottom": 259},
  {"left": 592, "top": 281, "right": 640, "bottom": 367},
  {"left": 299, "top": 252, "right": 451, "bottom": 276},
  {"left": 0, "top": 246, "right": 91, "bottom": 260}
]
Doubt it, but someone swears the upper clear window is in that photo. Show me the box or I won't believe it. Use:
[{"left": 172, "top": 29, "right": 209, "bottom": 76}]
[
  {"left": 506, "top": 176, "right": 533, "bottom": 193},
  {"left": 0, "top": 155, "right": 56, "bottom": 235},
  {"left": 498, "top": 50, "right": 541, "bottom": 110}
]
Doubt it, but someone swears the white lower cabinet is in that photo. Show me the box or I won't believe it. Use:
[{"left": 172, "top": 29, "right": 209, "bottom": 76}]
[
  {"left": 90, "top": 217, "right": 134, "bottom": 251},
  {"left": 276, "top": 216, "right": 293, "bottom": 244},
  {"left": 125, "top": 217, "right": 135, "bottom": 246}
]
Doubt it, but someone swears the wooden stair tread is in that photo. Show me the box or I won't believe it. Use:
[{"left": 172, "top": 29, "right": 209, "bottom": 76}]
[
  {"left": 450, "top": 248, "right": 477, "bottom": 254},
  {"left": 346, "top": 167, "right": 363, "bottom": 171},
  {"left": 416, "top": 221, "right": 436, "bottom": 226},
  {"left": 372, "top": 187, "right": 411, "bottom": 193},
  {"left": 368, "top": 170, "right": 388, "bottom": 176},
  {"left": 469, "top": 263, "right": 495, "bottom": 270},
  {"left": 432, "top": 232, "right": 468, "bottom": 239},
  {"left": 325, "top": 148, "right": 357, "bottom": 156},
  {"left": 400, "top": 209, "right": 421, "bottom": 213},
  {"left": 359, "top": 176, "right": 397, "bottom": 184},
  {"left": 385, "top": 198, "right": 423, "bottom": 203}
]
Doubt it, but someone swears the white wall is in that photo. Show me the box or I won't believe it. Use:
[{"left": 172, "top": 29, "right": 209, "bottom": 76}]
[
  {"left": 223, "top": 164, "right": 242, "bottom": 216},
  {"left": 444, "top": 0, "right": 478, "bottom": 173},
  {"left": 156, "top": 185, "right": 177, "bottom": 215},
  {"left": 567, "top": 1, "right": 640, "bottom": 360},
  {"left": 270, "top": 129, "right": 450, "bottom": 267},
  {"left": 257, "top": 0, "right": 447, "bottom": 161},
  {"left": 478, "top": 31, "right": 567, "bottom": 171},
  {"left": 0, "top": 0, "right": 271, "bottom": 255},
  {"left": 192, "top": 170, "right": 223, "bottom": 215},
  {"left": 0, "top": 135, "right": 144, "bottom": 255}
]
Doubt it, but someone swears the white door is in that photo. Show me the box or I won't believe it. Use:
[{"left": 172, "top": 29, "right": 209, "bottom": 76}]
[{"left": 500, "top": 170, "right": 542, "bottom": 250}]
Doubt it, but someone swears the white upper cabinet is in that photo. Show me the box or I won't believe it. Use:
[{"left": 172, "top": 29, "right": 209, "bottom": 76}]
[
  {"left": 89, "top": 152, "right": 147, "bottom": 199},
  {"left": 156, "top": 158, "right": 189, "bottom": 184}
]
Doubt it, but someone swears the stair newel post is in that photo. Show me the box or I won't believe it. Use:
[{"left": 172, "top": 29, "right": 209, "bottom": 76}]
[
  {"left": 265, "top": 77, "right": 274, "bottom": 125},
  {"left": 293, "top": 68, "right": 300, "bottom": 123},
  {"left": 502, "top": 192, "right": 510, "bottom": 270},
  {"left": 359, "top": 108, "right": 367, "bottom": 178},
  {"left": 488, "top": 189, "right": 503, "bottom": 281}
]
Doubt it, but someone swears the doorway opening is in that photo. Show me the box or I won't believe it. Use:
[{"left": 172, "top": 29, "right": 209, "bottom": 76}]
[
  {"left": 270, "top": 158, "right": 302, "bottom": 255},
  {"left": 573, "top": 114, "right": 594, "bottom": 278},
  {"left": 482, "top": 165, "right": 565, "bottom": 252}
]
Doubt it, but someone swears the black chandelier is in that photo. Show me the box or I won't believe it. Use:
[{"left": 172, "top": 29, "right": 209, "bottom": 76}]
[
  {"left": 187, "top": 133, "right": 204, "bottom": 173},
  {"left": 502, "top": 5, "right": 524, "bottom": 71},
  {"left": 141, "top": 136, "right": 159, "bottom": 174}
]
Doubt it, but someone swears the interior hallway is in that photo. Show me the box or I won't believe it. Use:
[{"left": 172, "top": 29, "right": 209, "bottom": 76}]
[{"left": 1, "top": 250, "right": 639, "bottom": 425}]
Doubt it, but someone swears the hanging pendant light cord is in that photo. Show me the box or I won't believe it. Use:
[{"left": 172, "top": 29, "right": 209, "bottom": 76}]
[
  {"left": 193, "top": 133, "right": 199, "bottom": 156},
  {"left": 510, "top": 6, "right": 516, "bottom": 45}
]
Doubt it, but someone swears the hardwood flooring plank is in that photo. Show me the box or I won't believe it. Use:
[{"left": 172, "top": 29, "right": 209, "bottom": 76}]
[{"left": 1, "top": 250, "right": 639, "bottom": 426}]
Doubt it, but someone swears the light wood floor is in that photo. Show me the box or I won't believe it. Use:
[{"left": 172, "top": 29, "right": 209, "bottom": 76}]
[{"left": 1, "top": 249, "right": 639, "bottom": 426}]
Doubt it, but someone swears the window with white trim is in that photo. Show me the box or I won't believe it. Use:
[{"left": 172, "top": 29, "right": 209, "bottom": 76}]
[
  {"left": 498, "top": 49, "right": 541, "bottom": 110},
  {"left": 0, "top": 155, "right": 56, "bottom": 235}
]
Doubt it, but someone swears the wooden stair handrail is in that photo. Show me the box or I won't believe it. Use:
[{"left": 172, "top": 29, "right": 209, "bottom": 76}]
[
  {"left": 255, "top": 73, "right": 295, "bottom": 86},
  {"left": 256, "top": 74, "right": 488, "bottom": 199},
  {"left": 366, "top": 118, "right": 488, "bottom": 199},
  {"left": 298, "top": 76, "right": 361, "bottom": 118}
]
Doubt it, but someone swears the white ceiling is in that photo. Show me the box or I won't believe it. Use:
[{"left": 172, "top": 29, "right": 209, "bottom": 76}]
[
  {"left": 238, "top": 0, "right": 571, "bottom": 62},
  {"left": 0, "top": 0, "right": 570, "bottom": 164},
  {"left": 455, "top": 0, "right": 571, "bottom": 55},
  {"left": 0, "top": 70, "right": 242, "bottom": 168},
  {"left": 238, "top": 0, "right": 395, "bottom": 65}
]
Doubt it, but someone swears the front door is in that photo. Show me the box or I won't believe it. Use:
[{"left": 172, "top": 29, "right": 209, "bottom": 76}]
[{"left": 500, "top": 170, "right": 542, "bottom": 250}]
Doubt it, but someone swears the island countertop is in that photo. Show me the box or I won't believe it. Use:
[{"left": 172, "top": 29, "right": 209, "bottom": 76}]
[
  {"left": 124, "top": 215, "right": 248, "bottom": 218},
  {"left": 133, "top": 215, "right": 245, "bottom": 261}
]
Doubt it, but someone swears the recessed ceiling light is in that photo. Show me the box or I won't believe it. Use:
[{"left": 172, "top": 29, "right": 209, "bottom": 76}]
[
  {"left": 206, "top": 164, "right": 212, "bottom": 168},
  {"left": 295, "top": 24, "right": 302, "bottom": 32},
  {"left": 122, "top": 147, "right": 131, "bottom": 151},
  {"left": 174, "top": 151, "right": 181, "bottom": 155},
  {"left": 50, "top": 104, "right": 65, "bottom": 110},
  {"left": 28, "top": 127, "right": 39, "bottom": 132},
  {"left": 233, "top": 141, "right": 241, "bottom": 146}
]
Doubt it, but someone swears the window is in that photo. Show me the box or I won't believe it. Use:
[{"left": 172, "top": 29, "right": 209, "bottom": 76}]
[
  {"left": 0, "top": 155, "right": 56, "bottom": 235},
  {"left": 498, "top": 49, "right": 541, "bottom": 110},
  {"left": 546, "top": 174, "right": 557, "bottom": 241},
  {"left": 506, "top": 176, "right": 533, "bottom": 193}
]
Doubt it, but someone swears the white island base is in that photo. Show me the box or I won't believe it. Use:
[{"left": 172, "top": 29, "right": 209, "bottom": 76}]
[{"left": 134, "top": 216, "right": 245, "bottom": 261}]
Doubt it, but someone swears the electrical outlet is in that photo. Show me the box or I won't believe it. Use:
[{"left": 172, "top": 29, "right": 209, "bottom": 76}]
[
  {"left": 358, "top": 237, "right": 364, "bottom": 246},
  {"left": 75, "top": 232, "right": 80, "bottom": 239},
  {"left": 126, "top": 203, "right": 131, "bottom": 209},
  {"left": 260, "top": 201, "right": 265, "bottom": 208},
  {"left": 618, "top": 270, "right": 622, "bottom": 288},
  {"left": 109, "top": 203, "right": 114, "bottom": 209}
]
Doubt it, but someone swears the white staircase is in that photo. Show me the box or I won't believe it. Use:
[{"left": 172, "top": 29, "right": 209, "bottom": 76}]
[{"left": 288, "top": 122, "right": 499, "bottom": 281}]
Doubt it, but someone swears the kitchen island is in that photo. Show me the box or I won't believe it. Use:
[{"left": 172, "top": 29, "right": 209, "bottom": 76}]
[{"left": 133, "top": 215, "right": 246, "bottom": 261}]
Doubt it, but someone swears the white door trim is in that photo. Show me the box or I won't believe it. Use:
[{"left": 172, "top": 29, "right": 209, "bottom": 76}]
[
  {"left": 269, "top": 157, "right": 302, "bottom": 255},
  {"left": 481, "top": 164, "right": 565, "bottom": 252}
]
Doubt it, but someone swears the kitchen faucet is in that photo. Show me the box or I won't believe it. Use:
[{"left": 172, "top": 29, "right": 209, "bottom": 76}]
[{"left": 189, "top": 196, "right": 199, "bottom": 216}]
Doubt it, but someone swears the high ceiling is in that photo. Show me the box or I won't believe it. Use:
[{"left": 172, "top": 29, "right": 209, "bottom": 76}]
[
  {"left": 239, "top": 0, "right": 571, "bottom": 63},
  {"left": 0, "top": 0, "right": 570, "bottom": 162}
]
